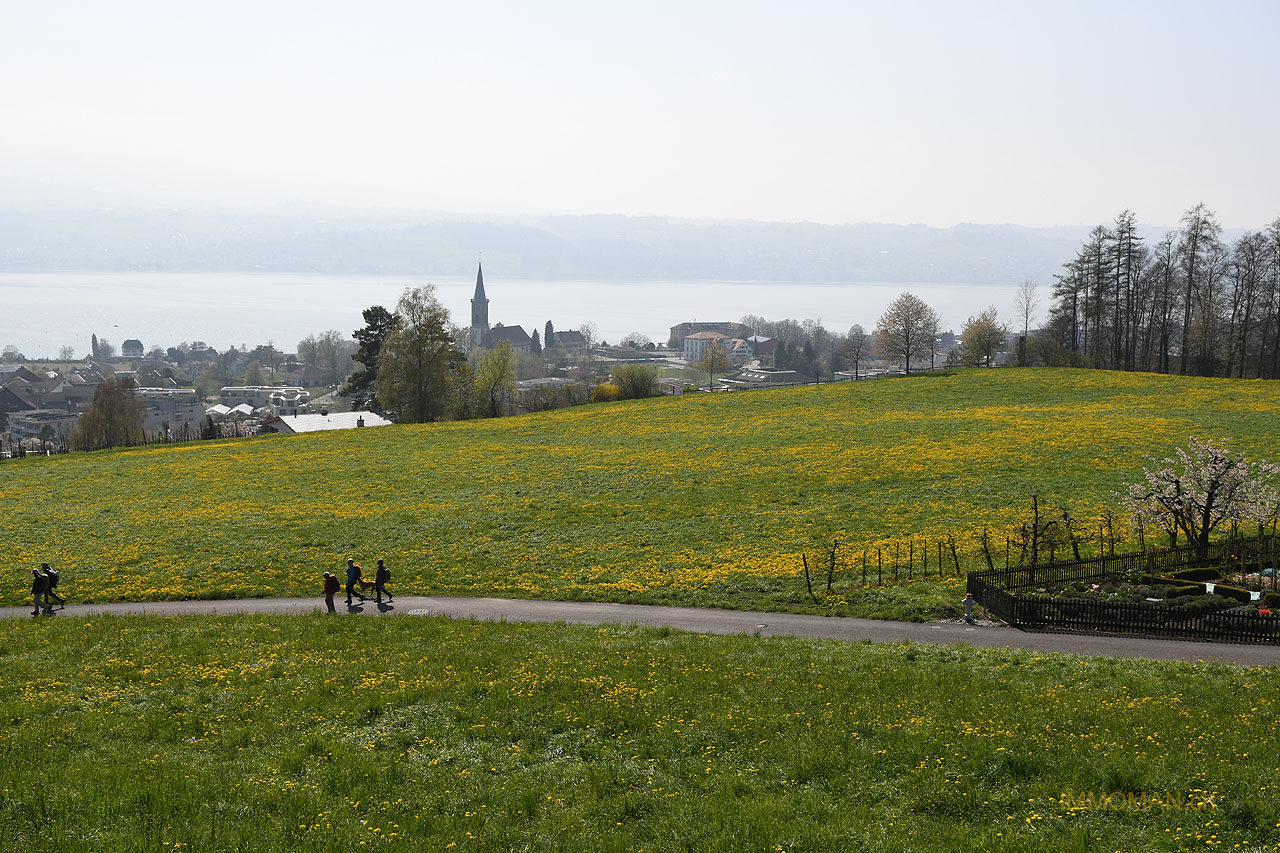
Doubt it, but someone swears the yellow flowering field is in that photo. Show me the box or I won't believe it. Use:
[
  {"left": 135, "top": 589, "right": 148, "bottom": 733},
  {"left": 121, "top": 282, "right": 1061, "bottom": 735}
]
[
  {"left": 4, "top": 368, "right": 1280, "bottom": 611},
  {"left": 1, "top": 614, "right": 1277, "bottom": 851}
]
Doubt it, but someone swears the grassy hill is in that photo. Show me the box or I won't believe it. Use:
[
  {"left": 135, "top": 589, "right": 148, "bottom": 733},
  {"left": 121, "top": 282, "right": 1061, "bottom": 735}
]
[
  {"left": 6, "top": 368, "right": 1280, "bottom": 612},
  {"left": 2, "top": 614, "right": 1275, "bottom": 851}
]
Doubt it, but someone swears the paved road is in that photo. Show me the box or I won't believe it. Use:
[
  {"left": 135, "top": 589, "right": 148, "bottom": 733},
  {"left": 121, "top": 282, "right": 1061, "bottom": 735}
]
[{"left": 4, "top": 595, "right": 1278, "bottom": 666}]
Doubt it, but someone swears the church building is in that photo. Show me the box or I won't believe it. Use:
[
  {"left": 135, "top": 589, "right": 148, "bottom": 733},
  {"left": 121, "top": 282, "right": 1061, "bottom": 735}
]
[{"left": 470, "top": 261, "right": 532, "bottom": 354}]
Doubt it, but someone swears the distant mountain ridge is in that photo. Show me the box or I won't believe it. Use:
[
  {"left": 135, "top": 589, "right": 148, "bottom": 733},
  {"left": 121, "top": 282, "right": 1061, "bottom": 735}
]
[{"left": 0, "top": 205, "right": 1107, "bottom": 284}]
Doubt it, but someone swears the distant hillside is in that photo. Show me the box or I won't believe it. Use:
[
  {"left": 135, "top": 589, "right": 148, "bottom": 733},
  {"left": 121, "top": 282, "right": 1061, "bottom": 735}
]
[{"left": 0, "top": 205, "right": 1091, "bottom": 283}]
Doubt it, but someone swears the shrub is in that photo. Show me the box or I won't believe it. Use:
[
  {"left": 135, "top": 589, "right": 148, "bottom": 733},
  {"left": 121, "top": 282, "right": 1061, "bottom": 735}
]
[
  {"left": 1212, "top": 584, "right": 1254, "bottom": 603},
  {"left": 1170, "top": 567, "right": 1220, "bottom": 582},
  {"left": 611, "top": 364, "right": 659, "bottom": 399},
  {"left": 1166, "top": 583, "right": 1206, "bottom": 600},
  {"left": 591, "top": 382, "right": 623, "bottom": 403},
  {"left": 1168, "top": 594, "right": 1232, "bottom": 617},
  {"left": 1264, "top": 592, "right": 1280, "bottom": 608}
]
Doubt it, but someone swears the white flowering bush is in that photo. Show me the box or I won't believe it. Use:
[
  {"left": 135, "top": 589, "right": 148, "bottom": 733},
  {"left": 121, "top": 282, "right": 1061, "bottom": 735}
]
[{"left": 1123, "top": 437, "right": 1280, "bottom": 557}]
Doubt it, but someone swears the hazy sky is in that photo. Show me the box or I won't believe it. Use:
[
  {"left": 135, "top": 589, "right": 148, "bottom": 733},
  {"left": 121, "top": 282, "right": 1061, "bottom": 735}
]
[{"left": 3, "top": 1, "right": 1277, "bottom": 228}]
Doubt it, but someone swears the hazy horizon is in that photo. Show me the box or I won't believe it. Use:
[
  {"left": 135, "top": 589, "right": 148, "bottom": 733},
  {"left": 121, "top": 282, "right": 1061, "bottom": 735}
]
[{"left": 3, "top": 2, "right": 1277, "bottom": 230}]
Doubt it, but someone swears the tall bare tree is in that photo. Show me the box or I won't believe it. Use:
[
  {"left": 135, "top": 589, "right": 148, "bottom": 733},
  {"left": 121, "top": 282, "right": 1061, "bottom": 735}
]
[
  {"left": 874, "top": 292, "right": 939, "bottom": 373},
  {"left": 1012, "top": 280, "right": 1039, "bottom": 366}
]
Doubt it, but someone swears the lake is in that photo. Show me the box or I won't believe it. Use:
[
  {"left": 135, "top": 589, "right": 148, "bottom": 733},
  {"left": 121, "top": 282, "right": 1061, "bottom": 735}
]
[{"left": 1, "top": 271, "right": 1027, "bottom": 359}]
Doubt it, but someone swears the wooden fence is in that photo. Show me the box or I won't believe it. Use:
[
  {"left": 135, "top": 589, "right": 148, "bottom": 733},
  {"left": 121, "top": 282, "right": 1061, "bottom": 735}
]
[{"left": 967, "top": 534, "right": 1280, "bottom": 645}]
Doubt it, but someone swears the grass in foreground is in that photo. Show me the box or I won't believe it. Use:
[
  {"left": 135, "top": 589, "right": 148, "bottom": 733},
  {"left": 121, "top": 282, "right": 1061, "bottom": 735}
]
[
  {"left": 2, "top": 615, "right": 1277, "bottom": 851},
  {"left": 5, "top": 368, "right": 1280, "bottom": 616}
]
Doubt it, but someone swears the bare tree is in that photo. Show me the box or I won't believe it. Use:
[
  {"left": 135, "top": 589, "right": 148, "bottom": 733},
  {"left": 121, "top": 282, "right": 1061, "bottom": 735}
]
[
  {"left": 697, "top": 338, "right": 731, "bottom": 389},
  {"left": 874, "top": 292, "right": 939, "bottom": 373},
  {"left": 1013, "top": 280, "right": 1040, "bottom": 366},
  {"left": 620, "top": 332, "right": 653, "bottom": 349},
  {"left": 838, "top": 324, "right": 869, "bottom": 378}
]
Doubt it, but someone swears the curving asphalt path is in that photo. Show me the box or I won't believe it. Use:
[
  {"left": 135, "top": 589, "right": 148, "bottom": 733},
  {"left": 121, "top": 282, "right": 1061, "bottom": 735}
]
[{"left": 3, "top": 595, "right": 1278, "bottom": 666}]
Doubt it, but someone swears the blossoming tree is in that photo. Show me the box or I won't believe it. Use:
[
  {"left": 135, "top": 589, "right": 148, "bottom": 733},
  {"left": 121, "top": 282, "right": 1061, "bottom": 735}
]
[{"left": 1123, "top": 437, "right": 1280, "bottom": 558}]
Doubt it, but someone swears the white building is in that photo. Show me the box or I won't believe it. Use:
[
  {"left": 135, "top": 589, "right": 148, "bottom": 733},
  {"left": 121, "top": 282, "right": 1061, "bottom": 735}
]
[
  {"left": 135, "top": 387, "right": 203, "bottom": 436},
  {"left": 683, "top": 331, "right": 728, "bottom": 363},
  {"left": 8, "top": 409, "right": 79, "bottom": 442},
  {"left": 219, "top": 386, "right": 311, "bottom": 416}
]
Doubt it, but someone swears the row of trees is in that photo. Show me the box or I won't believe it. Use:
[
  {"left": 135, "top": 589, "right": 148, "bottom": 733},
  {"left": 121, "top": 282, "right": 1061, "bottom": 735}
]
[{"left": 1042, "top": 206, "right": 1280, "bottom": 377}]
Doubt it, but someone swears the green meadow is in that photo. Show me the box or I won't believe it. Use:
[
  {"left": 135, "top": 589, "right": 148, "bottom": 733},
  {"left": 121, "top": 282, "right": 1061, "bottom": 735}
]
[
  {"left": 5, "top": 368, "right": 1280, "bottom": 618},
  {"left": 2, "top": 614, "right": 1276, "bottom": 852}
]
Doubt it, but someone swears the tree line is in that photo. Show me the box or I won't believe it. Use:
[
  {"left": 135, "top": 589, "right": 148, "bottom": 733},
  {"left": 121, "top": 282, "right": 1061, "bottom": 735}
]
[{"left": 1041, "top": 206, "right": 1280, "bottom": 378}]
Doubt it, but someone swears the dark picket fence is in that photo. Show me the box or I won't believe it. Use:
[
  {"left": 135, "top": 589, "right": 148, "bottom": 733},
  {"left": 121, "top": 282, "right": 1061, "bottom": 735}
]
[{"left": 967, "top": 534, "right": 1280, "bottom": 645}]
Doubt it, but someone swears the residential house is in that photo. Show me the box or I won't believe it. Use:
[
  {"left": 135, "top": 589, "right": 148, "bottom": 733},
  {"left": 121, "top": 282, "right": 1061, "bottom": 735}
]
[
  {"left": 746, "top": 335, "right": 778, "bottom": 366},
  {"left": 122, "top": 339, "right": 145, "bottom": 358},
  {"left": 683, "top": 331, "right": 727, "bottom": 363},
  {"left": 0, "top": 385, "right": 35, "bottom": 430},
  {"left": 552, "top": 330, "right": 588, "bottom": 356},
  {"left": 726, "top": 338, "right": 754, "bottom": 364}
]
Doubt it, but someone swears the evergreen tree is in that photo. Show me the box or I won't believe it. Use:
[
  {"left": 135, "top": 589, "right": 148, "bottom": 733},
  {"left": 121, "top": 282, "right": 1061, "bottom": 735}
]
[
  {"left": 341, "top": 305, "right": 398, "bottom": 412},
  {"left": 544, "top": 321, "right": 555, "bottom": 350},
  {"left": 530, "top": 330, "right": 543, "bottom": 355}
]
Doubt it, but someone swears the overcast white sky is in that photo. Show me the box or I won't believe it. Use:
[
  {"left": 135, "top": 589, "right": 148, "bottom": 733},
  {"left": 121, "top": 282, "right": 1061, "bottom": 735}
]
[{"left": 2, "top": 1, "right": 1277, "bottom": 228}]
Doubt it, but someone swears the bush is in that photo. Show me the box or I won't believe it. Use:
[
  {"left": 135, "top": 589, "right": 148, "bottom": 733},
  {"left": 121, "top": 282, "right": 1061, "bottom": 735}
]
[
  {"left": 1212, "top": 584, "right": 1254, "bottom": 603},
  {"left": 1166, "top": 583, "right": 1206, "bottom": 600},
  {"left": 1170, "top": 567, "right": 1220, "bottom": 582},
  {"left": 611, "top": 364, "right": 659, "bottom": 399},
  {"left": 1264, "top": 592, "right": 1280, "bottom": 608},
  {"left": 1167, "top": 594, "right": 1233, "bottom": 617},
  {"left": 591, "top": 382, "right": 623, "bottom": 403}
]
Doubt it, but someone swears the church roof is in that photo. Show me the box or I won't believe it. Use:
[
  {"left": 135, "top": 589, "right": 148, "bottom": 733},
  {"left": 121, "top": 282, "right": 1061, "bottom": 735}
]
[
  {"left": 488, "top": 325, "right": 532, "bottom": 346},
  {"left": 473, "top": 261, "right": 487, "bottom": 301}
]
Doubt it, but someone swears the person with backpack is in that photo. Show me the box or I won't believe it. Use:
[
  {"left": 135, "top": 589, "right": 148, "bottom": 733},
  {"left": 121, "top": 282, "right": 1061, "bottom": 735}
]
[
  {"left": 42, "top": 563, "right": 65, "bottom": 609},
  {"left": 374, "top": 558, "right": 393, "bottom": 604},
  {"left": 322, "top": 571, "right": 340, "bottom": 613},
  {"left": 30, "top": 569, "right": 49, "bottom": 616},
  {"left": 345, "top": 558, "right": 364, "bottom": 605}
]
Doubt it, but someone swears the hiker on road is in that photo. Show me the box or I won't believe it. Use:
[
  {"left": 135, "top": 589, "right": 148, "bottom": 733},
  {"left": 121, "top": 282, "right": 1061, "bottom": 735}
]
[
  {"left": 345, "top": 559, "right": 364, "bottom": 605},
  {"left": 42, "top": 563, "right": 65, "bottom": 608},
  {"left": 31, "top": 570, "right": 49, "bottom": 616},
  {"left": 323, "top": 572, "right": 340, "bottom": 613},
  {"left": 374, "top": 558, "right": 393, "bottom": 604}
]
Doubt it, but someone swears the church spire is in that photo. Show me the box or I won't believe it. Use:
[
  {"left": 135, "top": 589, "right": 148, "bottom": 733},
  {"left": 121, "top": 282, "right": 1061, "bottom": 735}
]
[
  {"left": 473, "top": 259, "right": 487, "bottom": 301},
  {"left": 470, "top": 259, "right": 490, "bottom": 345}
]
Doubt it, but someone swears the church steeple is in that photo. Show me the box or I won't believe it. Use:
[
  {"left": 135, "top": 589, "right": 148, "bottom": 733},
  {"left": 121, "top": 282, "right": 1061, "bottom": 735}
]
[{"left": 470, "top": 259, "right": 490, "bottom": 346}]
